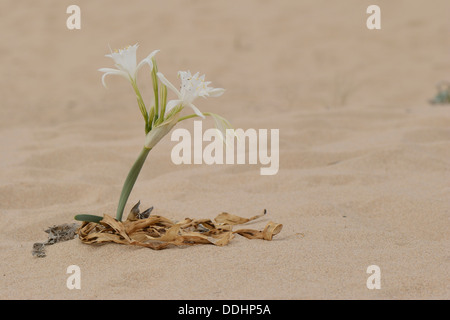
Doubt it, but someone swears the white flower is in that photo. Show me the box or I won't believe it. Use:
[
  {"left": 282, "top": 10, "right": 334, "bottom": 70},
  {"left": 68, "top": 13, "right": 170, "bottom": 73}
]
[
  {"left": 99, "top": 44, "right": 159, "bottom": 87},
  {"left": 207, "top": 112, "right": 234, "bottom": 141},
  {"left": 157, "top": 70, "right": 225, "bottom": 118}
]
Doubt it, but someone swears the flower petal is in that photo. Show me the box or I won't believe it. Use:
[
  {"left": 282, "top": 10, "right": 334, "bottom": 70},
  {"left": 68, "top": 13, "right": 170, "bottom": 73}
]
[
  {"left": 98, "top": 68, "right": 128, "bottom": 88},
  {"left": 157, "top": 72, "right": 181, "bottom": 97},
  {"left": 136, "top": 50, "right": 160, "bottom": 75},
  {"left": 105, "top": 44, "right": 139, "bottom": 77},
  {"left": 165, "top": 99, "right": 183, "bottom": 114},
  {"left": 98, "top": 67, "right": 122, "bottom": 73},
  {"left": 208, "top": 88, "right": 225, "bottom": 97},
  {"left": 188, "top": 103, "right": 205, "bottom": 119}
]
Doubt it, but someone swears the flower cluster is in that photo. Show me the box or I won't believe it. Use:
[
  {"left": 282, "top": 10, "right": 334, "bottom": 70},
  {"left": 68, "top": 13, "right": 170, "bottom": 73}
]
[
  {"left": 99, "top": 44, "right": 227, "bottom": 133},
  {"left": 74, "top": 44, "right": 232, "bottom": 222}
]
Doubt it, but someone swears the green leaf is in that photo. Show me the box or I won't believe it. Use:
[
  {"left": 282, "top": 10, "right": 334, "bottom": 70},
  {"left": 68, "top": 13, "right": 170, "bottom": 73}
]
[
  {"left": 115, "top": 147, "right": 151, "bottom": 221},
  {"left": 74, "top": 214, "right": 104, "bottom": 223}
]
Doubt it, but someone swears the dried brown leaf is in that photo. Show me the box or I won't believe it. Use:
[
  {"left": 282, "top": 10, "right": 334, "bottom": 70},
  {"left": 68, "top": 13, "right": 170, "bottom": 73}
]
[
  {"left": 214, "top": 211, "right": 265, "bottom": 225},
  {"left": 234, "top": 221, "right": 283, "bottom": 240},
  {"left": 77, "top": 205, "right": 281, "bottom": 250}
]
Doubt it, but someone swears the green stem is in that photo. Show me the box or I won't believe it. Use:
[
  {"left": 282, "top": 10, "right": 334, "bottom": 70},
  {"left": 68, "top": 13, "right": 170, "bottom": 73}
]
[
  {"left": 178, "top": 114, "right": 199, "bottom": 122},
  {"left": 116, "top": 146, "right": 151, "bottom": 221},
  {"left": 151, "top": 58, "right": 159, "bottom": 125},
  {"left": 178, "top": 112, "right": 215, "bottom": 123},
  {"left": 131, "top": 80, "right": 149, "bottom": 134},
  {"left": 159, "top": 84, "right": 167, "bottom": 124}
]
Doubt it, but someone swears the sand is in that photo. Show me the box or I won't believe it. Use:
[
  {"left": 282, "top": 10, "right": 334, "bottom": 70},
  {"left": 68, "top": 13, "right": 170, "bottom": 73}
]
[{"left": 0, "top": 0, "right": 449, "bottom": 299}]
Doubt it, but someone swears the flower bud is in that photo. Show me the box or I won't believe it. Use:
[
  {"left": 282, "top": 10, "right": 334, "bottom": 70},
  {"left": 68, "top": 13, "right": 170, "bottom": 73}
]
[{"left": 144, "top": 110, "right": 181, "bottom": 149}]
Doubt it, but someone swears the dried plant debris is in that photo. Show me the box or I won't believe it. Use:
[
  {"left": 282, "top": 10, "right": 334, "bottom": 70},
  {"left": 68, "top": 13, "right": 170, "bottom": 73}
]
[
  {"left": 430, "top": 81, "right": 450, "bottom": 105},
  {"left": 126, "top": 200, "right": 153, "bottom": 221},
  {"left": 78, "top": 203, "right": 282, "bottom": 250},
  {"left": 32, "top": 243, "right": 47, "bottom": 258},
  {"left": 32, "top": 223, "right": 80, "bottom": 258}
]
